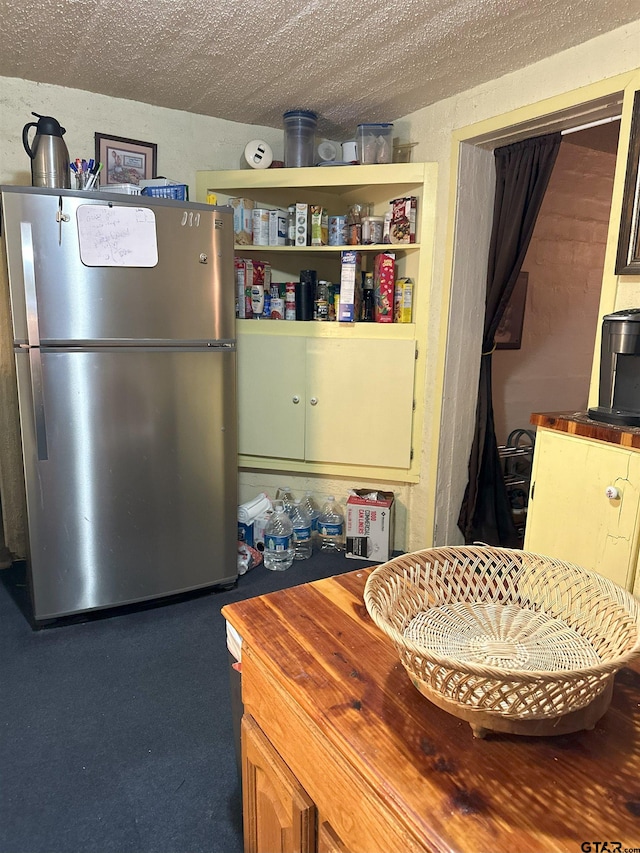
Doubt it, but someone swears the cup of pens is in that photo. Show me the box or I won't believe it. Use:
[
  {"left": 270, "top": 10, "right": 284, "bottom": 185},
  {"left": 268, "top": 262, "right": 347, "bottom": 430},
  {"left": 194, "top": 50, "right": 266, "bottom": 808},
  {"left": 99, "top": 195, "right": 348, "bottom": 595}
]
[{"left": 70, "top": 159, "right": 102, "bottom": 191}]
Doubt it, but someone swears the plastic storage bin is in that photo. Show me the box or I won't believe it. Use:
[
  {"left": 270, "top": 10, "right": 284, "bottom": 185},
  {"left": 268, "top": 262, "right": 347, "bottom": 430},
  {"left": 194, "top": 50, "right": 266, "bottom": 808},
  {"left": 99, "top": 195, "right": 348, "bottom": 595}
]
[
  {"left": 357, "top": 123, "right": 394, "bottom": 164},
  {"left": 283, "top": 110, "right": 318, "bottom": 168},
  {"left": 141, "top": 184, "right": 189, "bottom": 200}
]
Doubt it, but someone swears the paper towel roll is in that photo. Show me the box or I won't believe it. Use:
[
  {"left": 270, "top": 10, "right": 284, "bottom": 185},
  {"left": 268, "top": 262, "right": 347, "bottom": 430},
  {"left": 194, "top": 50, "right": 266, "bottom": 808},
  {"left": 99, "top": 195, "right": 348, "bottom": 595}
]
[{"left": 238, "top": 493, "right": 272, "bottom": 523}]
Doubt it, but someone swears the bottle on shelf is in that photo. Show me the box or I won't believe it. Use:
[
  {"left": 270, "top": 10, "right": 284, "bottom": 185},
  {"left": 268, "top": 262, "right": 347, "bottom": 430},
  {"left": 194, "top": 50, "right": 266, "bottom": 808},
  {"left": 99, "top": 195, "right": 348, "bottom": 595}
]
[
  {"left": 263, "top": 503, "right": 294, "bottom": 571},
  {"left": 361, "top": 272, "right": 374, "bottom": 321},
  {"left": 290, "top": 500, "right": 313, "bottom": 560},
  {"left": 275, "top": 486, "right": 295, "bottom": 514},
  {"left": 317, "top": 496, "right": 344, "bottom": 552},
  {"left": 286, "top": 204, "right": 296, "bottom": 246},
  {"left": 314, "top": 280, "right": 329, "bottom": 321},
  {"left": 301, "top": 491, "right": 321, "bottom": 542}
]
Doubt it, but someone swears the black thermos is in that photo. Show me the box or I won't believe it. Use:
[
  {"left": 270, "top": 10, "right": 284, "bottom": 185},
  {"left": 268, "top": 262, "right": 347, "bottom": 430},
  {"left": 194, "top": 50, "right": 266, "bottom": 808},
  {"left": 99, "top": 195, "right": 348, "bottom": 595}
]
[{"left": 296, "top": 270, "right": 316, "bottom": 320}]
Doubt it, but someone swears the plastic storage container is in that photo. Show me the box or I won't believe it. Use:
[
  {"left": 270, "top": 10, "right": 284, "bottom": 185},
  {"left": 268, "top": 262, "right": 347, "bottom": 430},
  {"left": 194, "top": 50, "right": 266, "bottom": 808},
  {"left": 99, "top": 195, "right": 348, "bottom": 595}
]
[
  {"left": 356, "top": 123, "right": 394, "bottom": 165},
  {"left": 283, "top": 110, "right": 318, "bottom": 168}
]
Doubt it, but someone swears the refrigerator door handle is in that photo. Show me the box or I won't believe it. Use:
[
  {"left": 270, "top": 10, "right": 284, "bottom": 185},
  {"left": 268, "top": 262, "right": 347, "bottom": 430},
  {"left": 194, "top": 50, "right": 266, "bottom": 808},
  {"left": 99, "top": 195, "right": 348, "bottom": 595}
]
[{"left": 20, "top": 222, "right": 48, "bottom": 460}]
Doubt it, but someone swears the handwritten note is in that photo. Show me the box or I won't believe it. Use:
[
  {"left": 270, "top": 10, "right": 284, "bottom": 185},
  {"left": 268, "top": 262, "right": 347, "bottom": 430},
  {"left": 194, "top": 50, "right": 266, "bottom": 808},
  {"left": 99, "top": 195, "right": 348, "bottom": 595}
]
[{"left": 77, "top": 205, "right": 158, "bottom": 267}]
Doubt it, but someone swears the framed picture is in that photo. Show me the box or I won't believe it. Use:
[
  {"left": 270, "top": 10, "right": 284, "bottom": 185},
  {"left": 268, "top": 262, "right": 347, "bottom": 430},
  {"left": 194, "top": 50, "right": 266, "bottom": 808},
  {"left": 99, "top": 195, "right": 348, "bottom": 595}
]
[
  {"left": 615, "top": 90, "right": 640, "bottom": 275},
  {"left": 495, "top": 271, "right": 529, "bottom": 350},
  {"left": 95, "top": 133, "right": 157, "bottom": 186}
]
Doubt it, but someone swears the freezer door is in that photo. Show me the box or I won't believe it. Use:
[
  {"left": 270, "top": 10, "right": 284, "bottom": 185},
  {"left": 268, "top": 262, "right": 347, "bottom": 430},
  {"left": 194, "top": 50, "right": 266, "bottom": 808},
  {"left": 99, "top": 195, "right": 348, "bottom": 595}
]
[
  {"left": 15, "top": 347, "right": 238, "bottom": 620},
  {"left": 2, "top": 188, "right": 235, "bottom": 344}
]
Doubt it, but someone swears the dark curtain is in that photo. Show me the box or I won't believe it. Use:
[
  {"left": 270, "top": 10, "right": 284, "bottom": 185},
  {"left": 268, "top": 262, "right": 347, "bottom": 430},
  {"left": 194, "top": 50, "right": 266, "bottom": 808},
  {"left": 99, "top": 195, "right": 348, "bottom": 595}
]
[{"left": 457, "top": 132, "right": 561, "bottom": 547}]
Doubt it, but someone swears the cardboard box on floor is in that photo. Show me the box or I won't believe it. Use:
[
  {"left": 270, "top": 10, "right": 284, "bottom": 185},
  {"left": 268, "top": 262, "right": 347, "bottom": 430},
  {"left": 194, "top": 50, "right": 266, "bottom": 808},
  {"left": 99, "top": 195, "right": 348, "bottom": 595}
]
[{"left": 345, "top": 490, "right": 395, "bottom": 562}]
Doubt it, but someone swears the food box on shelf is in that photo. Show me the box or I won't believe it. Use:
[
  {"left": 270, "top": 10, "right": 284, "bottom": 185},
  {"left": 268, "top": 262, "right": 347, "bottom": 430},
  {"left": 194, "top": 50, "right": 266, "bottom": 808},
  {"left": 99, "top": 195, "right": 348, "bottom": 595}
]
[
  {"left": 310, "top": 205, "right": 329, "bottom": 246},
  {"left": 338, "top": 251, "right": 361, "bottom": 323},
  {"left": 229, "top": 197, "right": 255, "bottom": 245},
  {"left": 374, "top": 252, "right": 396, "bottom": 323},
  {"left": 394, "top": 277, "right": 414, "bottom": 323},
  {"left": 389, "top": 196, "right": 417, "bottom": 243}
]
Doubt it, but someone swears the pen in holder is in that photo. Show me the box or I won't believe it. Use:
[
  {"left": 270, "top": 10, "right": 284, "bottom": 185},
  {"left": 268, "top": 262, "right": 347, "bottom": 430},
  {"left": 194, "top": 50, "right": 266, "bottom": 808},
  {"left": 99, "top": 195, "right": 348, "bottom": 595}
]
[
  {"left": 70, "top": 159, "right": 102, "bottom": 191},
  {"left": 75, "top": 171, "right": 97, "bottom": 190}
]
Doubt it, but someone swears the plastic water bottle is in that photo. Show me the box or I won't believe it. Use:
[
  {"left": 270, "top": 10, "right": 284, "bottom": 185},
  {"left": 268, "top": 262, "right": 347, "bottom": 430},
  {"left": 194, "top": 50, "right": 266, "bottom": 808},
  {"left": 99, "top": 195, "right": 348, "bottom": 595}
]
[
  {"left": 275, "top": 486, "right": 295, "bottom": 514},
  {"left": 263, "top": 504, "right": 294, "bottom": 571},
  {"left": 317, "top": 496, "right": 344, "bottom": 552},
  {"left": 289, "top": 500, "right": 312, "bottom": 560},
  {"left": 301, "top": 491, "right": 321, "bottom": 543}
]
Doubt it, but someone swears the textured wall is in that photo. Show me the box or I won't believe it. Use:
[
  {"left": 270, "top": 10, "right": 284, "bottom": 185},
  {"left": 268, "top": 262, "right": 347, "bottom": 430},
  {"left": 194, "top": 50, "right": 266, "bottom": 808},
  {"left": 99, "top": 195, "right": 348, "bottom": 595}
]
[{"left": 492, "top": 140, "right": 617, "bottom": 445}]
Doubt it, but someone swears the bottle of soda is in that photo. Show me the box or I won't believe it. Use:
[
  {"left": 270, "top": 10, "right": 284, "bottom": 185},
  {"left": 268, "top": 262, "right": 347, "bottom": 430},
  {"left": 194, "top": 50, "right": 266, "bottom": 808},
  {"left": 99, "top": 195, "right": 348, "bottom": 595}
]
[
  {"left": 289, "top": 500, "right": 312, "bottom": 560},
  {"left": 317, "top": 496, "right": 344, "bottom": 552},
  {"left": 301, "top": 491, "right": 320, "bottom": 543},
  {"left": 263, "top": 503, "right": 294, "bottom": 571},
  {"left": 361, "top": 272, "right": 374, "bottom": 322}
]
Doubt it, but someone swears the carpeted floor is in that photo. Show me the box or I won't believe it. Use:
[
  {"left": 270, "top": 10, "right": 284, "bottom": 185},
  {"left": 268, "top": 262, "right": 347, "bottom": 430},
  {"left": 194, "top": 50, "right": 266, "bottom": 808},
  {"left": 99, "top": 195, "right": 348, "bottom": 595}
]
[{"left": 0, "top": 549, "right": 371, "bottom": 853}]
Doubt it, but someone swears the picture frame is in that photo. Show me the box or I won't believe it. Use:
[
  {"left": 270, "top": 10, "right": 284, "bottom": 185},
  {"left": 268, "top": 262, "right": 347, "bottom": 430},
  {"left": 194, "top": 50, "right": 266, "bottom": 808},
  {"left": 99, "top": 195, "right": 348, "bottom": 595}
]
[
  {"left": 94, "top": 133, "right": 157, "bottom": 186},
  {"left": 615, "top": 90, "right": 640, "bottom": 275},
  {"left": 495, "top": 271, "right": 529, "bottom": 350}
]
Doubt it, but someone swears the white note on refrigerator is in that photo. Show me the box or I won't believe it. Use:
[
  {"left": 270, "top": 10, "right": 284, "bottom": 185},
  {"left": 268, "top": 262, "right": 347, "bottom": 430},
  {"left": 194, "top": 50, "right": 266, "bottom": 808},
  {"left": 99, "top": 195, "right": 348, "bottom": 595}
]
[{"left": 76, "top": 204, "right": 158, "bottom": 267}]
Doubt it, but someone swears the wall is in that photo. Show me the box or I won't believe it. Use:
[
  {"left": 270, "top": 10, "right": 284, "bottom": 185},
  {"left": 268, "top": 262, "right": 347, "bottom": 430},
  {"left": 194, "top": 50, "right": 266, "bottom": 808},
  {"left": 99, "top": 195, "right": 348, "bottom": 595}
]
[
  {"left": 0, "top": 77, "right": 284, "bottom": 187},
  {"left": 492, "top": 139, "right": 617, "bottom": 445}
]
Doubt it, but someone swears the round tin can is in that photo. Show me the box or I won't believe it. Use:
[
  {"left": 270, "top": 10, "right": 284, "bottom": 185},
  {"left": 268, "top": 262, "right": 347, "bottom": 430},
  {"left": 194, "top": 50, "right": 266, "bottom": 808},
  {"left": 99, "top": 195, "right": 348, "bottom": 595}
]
[
  {"left": 252, "top": 208, "right": 270, "bottom": 245},
  {"left": 328, "top": 215, "right": 347, "bottom": 246}
]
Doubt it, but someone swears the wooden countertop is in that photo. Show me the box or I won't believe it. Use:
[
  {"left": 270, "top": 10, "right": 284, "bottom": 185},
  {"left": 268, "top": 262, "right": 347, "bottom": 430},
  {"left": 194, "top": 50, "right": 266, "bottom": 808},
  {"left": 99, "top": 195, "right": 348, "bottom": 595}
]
[
  {"left": 223, "top": 569, "right": 640, "bottom": 853},
  {"left": 531, "top": 410, "right": 640, "bottom": 449}
]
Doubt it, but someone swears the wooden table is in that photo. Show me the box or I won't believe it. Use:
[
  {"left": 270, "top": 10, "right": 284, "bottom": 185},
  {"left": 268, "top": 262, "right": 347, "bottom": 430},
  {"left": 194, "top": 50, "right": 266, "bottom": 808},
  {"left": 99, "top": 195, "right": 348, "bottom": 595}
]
[{"left": 222, "top": 569, "right": 640, "bottom": 853}]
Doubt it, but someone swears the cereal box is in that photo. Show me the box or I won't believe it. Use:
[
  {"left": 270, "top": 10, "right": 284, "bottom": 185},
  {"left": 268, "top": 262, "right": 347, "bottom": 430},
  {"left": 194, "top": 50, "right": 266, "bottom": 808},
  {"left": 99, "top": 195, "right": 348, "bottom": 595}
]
[
  {"left": 394, "top": 277, "right": 414, "bottom": 323},
  {"left": 374, "top": 253, "right": 396, "bottom": 323},
  {"left": 229, "top": 197, "right": 254, "bottom": 245},
  {"left": 345, "top": 489, "right": 395, "bottom": 562},
  {"left": 389, "top": 196, "right": 417, "bottom": 244},
  {"left": 339, "top": 251, "right": 361, "bottom": 323}
]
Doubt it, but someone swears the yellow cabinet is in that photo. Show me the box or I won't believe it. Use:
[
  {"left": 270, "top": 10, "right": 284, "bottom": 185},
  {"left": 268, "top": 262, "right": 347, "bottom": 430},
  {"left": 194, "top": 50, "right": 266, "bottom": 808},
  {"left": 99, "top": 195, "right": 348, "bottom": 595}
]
[
  {"left": 524, "top": 428, "right": 640, "bottom": 590},
  {"left": 238, "top": 332, "right": 415, "bottom": 469},
  {"left": 196, "top": 163, "right": 437, "bottom": 482}
]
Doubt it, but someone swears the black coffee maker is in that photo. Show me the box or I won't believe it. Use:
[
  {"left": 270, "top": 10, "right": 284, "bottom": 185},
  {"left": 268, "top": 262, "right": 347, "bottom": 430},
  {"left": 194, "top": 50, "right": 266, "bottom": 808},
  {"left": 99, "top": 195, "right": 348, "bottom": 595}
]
[{"left": 588, "top": 308, "right": 640, "bottom": 426}]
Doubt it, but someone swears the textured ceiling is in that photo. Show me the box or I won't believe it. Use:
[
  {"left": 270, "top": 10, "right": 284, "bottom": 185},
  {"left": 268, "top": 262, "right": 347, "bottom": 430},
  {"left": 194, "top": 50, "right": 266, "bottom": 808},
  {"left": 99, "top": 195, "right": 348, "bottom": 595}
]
[{"left": 0, "top": 0, "right": 638, "bottom": 139}]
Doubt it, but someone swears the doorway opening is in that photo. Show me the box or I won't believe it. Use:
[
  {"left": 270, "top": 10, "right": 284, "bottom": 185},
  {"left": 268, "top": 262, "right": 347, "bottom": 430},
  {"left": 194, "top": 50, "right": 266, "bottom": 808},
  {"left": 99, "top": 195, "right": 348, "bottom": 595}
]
[
  {"left": 435, "top": 91, "right": 624, "bottom": 547},
  {"left": 493, "top": 119, "right": 621, "bottom": 540}
]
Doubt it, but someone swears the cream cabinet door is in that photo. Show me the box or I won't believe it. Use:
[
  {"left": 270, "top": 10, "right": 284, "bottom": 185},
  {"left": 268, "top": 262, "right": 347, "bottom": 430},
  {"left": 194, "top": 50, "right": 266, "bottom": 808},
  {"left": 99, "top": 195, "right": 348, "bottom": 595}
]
[
  {"left": 304, "top": 338, "right": 415, "bottom": 468},
  {"left": 237, "top": 334, "right": 306, "bottom": 460},
  {"left": 524, "top": 429, "right": 640, "bottom": 590}
]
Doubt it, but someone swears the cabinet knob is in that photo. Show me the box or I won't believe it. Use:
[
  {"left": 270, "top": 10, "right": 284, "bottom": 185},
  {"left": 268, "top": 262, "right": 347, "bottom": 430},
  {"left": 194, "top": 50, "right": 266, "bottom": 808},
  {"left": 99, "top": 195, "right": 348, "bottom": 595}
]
[
  {"left": 605, "top": 485, "right": 620, "bottom": 500},
  {"left": 292, "top": 395, "right": 300, "bottom": 404},
  {"left": 310, "top": 397, "right": 318, "bottom": 406}
]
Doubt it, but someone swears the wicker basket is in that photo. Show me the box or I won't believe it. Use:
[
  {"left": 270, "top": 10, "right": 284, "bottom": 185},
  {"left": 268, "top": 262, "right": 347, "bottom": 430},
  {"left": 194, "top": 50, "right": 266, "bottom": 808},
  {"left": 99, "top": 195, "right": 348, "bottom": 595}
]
[{"left": 364, "top": 546, "right": 640, "bottom": 736}]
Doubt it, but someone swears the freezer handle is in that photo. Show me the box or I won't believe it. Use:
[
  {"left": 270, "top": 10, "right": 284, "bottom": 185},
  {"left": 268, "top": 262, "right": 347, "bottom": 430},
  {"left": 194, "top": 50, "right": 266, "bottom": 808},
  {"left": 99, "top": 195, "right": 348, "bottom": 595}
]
[{"left": 20, "top": 222, "right": 48, "bottom": 460}]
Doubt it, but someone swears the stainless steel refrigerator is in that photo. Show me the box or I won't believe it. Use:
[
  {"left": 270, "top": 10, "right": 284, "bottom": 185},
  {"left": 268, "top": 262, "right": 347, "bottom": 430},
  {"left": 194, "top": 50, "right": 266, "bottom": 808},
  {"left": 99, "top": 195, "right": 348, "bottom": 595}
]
[{"left": 0, "top": 186, "right": 237, "bottom": 622}]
